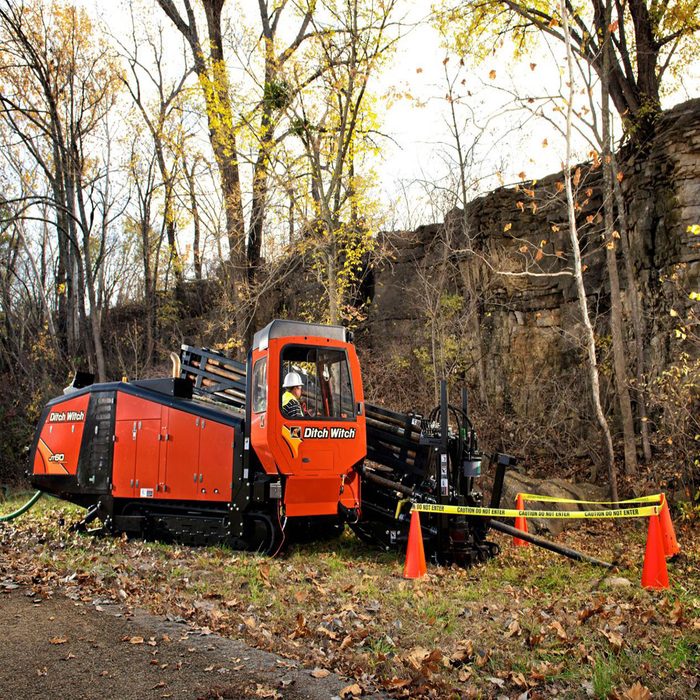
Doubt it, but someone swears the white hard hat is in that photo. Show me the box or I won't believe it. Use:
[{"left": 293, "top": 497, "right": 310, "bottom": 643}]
[{"left": 282, "top": 371, "right": 304, "bottom": 388}]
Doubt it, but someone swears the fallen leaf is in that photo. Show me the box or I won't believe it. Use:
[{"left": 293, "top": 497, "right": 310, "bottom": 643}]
[
  {"left": 289, "top": 612, "right": 309, "bottom": 640},
  {"left": 505, "top": 619, "right": 522, "bottom": 638},
  {"left": 340, "top": 682, "right": 363, "bottom": 698},
  {"left": 489, "top": 69, "right": 496, "bottom": 80},
  {"left": 550, "top": 621, "right": 568, "bottom": 640},
  {"left": 509, "top": 671, "right": 529, "bottom": 688},
  {"left": 670, "top": 600, "right": 684, "bottom": 625},
  {"left": 602, "top": 629, "right": 624, "bottom": 651},
  {"left": 310, "top": 668, "right": 330, "bottom": 679},
  {"left": 242, "top": 616, "right": 257, "bottom": 630},
  {"left": 449, "top": 639, "right": 474, "bottom": 665},
  {"left": 405, "top": 646, "right": 430, "bottom": 671},
  {"left": 315, "top": 625, "right": 338, "bottom": 640},
  {"left": 128, "top": 636, "right": 144, "bottom": 645},
  {"left": 527, "top": 632, "right": 543, "bottom": 648},
  {"left": 49, "top": 636, "right": 68, "bottom": 645},
  {"left": 622, "top": 681, "right": 652, "bottom": 700},
  {"left": 476, "top": 650, "right": 491, "bottom": 667}
]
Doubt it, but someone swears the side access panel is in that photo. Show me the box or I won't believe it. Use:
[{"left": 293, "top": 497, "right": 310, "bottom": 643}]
[
  {"left": 196, "top": 419, "right": 234, "bottom": 502},
  {"left": 135, "top": 419, "right": 161, "bottom": 498},
  {"left": 113, "top": 393, "right": 163, "bottom": 500},
  {"left": 112, "top": 419, "right": 137, "bottom": 498},
  {"left": 162, "top": 407, "right": 200, "bottom": 500}
]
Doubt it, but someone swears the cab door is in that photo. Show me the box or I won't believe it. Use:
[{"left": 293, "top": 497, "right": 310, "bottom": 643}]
[
  {"left": 249, "top": 350, "right": 278, "bottom": 476},
  {"left": 272, "top": 340, "right": 365, "bottom": 516}
]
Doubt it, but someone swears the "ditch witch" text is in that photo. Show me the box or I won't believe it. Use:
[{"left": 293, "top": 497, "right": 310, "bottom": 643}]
[
  {"left": 49, "top": 411, "right": 85, "bottom": 422},
  {"left": 303, "top": 426, "right": 356, "bottom": 439}
]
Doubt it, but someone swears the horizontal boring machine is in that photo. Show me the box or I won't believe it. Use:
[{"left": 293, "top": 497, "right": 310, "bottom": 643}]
[{"left": 31, "top": 320, "right": 515, "bottom": 564}]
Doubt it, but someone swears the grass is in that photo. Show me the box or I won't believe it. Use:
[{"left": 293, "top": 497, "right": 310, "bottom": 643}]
[
  {"left": 591, "top": 653, "right": 618, "bottom": 698},
  {"left": 1, "top": 495, "right": 699, "bottom": 698}
]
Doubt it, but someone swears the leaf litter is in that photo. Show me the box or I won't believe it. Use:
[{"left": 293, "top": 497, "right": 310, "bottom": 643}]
[{"left": 1, "top": 500, "right": 698, "bottom": 698}]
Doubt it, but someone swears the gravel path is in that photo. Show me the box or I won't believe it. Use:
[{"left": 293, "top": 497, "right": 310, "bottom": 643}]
[{"left": 0, "top": 585, "right": 359, "bottom": 699}]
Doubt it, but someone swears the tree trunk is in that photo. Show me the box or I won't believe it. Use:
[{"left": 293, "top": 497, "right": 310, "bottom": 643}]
[
  {"left": 247, "top": 36, "right": 276, "bottom": 283},
  {"left": 561, "top": 0, "right": 618, "bottom": 500},
  {"left": 602, "top": 2, "right": 638, "bottom": 475},
  {"left": 157, "top": 0, "right": 248, "bottom": 345},
  {"left": 184, "top": 158, "right": 203, "bottom": 281},
  {"left": 610, "top": 151, "right": 652, "bottom": 461},
  {"left": 154, "top": 142, "right": 182, "bottom": 286},
  {"left": 327, "top": 235, "right": 339, "bottom": 325}
]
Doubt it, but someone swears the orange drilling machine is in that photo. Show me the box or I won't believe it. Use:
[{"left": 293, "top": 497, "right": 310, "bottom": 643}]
[{"left": 30, "top": 320, "right": 512, "bottom": 564}]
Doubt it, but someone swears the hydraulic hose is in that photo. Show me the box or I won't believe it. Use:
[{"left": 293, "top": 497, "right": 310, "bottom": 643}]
[{"left": 0, "top": 490, "right": 42, "bottom": 522}]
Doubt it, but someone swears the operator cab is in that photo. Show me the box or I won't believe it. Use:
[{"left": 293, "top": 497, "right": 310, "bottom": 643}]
[{"left": 248, "top": 320, "right": 365, "bottom": 518}]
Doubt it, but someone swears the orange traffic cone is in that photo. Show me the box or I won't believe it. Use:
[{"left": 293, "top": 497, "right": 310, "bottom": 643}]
[
  {"left": 403, "top": 510, "right": 427, "bottom": 579},
  {"left": 513, "top": 493, "right": 529, "bottom": 547},
  {"left": 658, "top": 494, "right": 680, "bottom": 558},
  {"left": 641, "top": 514, "right": 669, "bottom": 590}
]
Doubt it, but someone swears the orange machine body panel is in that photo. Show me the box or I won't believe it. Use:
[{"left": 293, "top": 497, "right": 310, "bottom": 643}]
[
  {"left": 196, "top": 418, "right": 234, "bottom": 501},
  {"left": 250, "top": 333, "right": 366, "bottom": 517},
  {"left": 111, "top": 390, "right": 234, "bottom": 503},
  {"left": 32, "top": 393, "right": 90, "bottom": 476}
]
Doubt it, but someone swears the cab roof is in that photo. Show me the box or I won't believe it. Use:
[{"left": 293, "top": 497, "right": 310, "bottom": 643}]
[{"left": 254, "top": 320, "right": 348, "bottom": 350}]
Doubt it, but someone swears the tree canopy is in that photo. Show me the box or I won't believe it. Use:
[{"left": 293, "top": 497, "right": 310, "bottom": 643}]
[{"left": 440, "top": 0, "right": 700, "bottom": 140}]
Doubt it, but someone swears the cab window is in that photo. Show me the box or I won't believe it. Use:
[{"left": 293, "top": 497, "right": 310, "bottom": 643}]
[
  {"left": 280, "top": 346, "right": 355, "bottom": 420},
  {"left": 252, "top": 357, "right": 267, "bottom": 413}
]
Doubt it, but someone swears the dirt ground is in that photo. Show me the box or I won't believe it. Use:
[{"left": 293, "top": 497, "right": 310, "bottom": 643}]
[{"left": 0, "top": 585, "right": 359, "bottom": 700}]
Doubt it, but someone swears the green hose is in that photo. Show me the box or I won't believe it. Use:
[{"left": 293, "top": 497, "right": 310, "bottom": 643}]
[{"left": 0, "top": 490, "right": 42, "bottom": 521}]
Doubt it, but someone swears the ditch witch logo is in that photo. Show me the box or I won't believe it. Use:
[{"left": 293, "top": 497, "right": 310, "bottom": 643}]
[
  {"left": 49, "top": 410, "right": 85, "bottom": 422},
  {"left": 281, "top": 425, "right": 356, "bottom": 459}
]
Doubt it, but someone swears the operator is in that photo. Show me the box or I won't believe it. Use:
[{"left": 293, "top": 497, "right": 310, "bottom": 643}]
[{"left": 281, "top": 372, "right": 305, "bottom": 419}]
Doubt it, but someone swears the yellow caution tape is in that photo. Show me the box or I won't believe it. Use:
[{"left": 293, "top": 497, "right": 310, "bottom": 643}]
[
  {"left": 518, "top": 492, "right": 662, "bottom": 506},
  {"left": 411, "top": 502, "right": 660, "bottom": 519}
]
